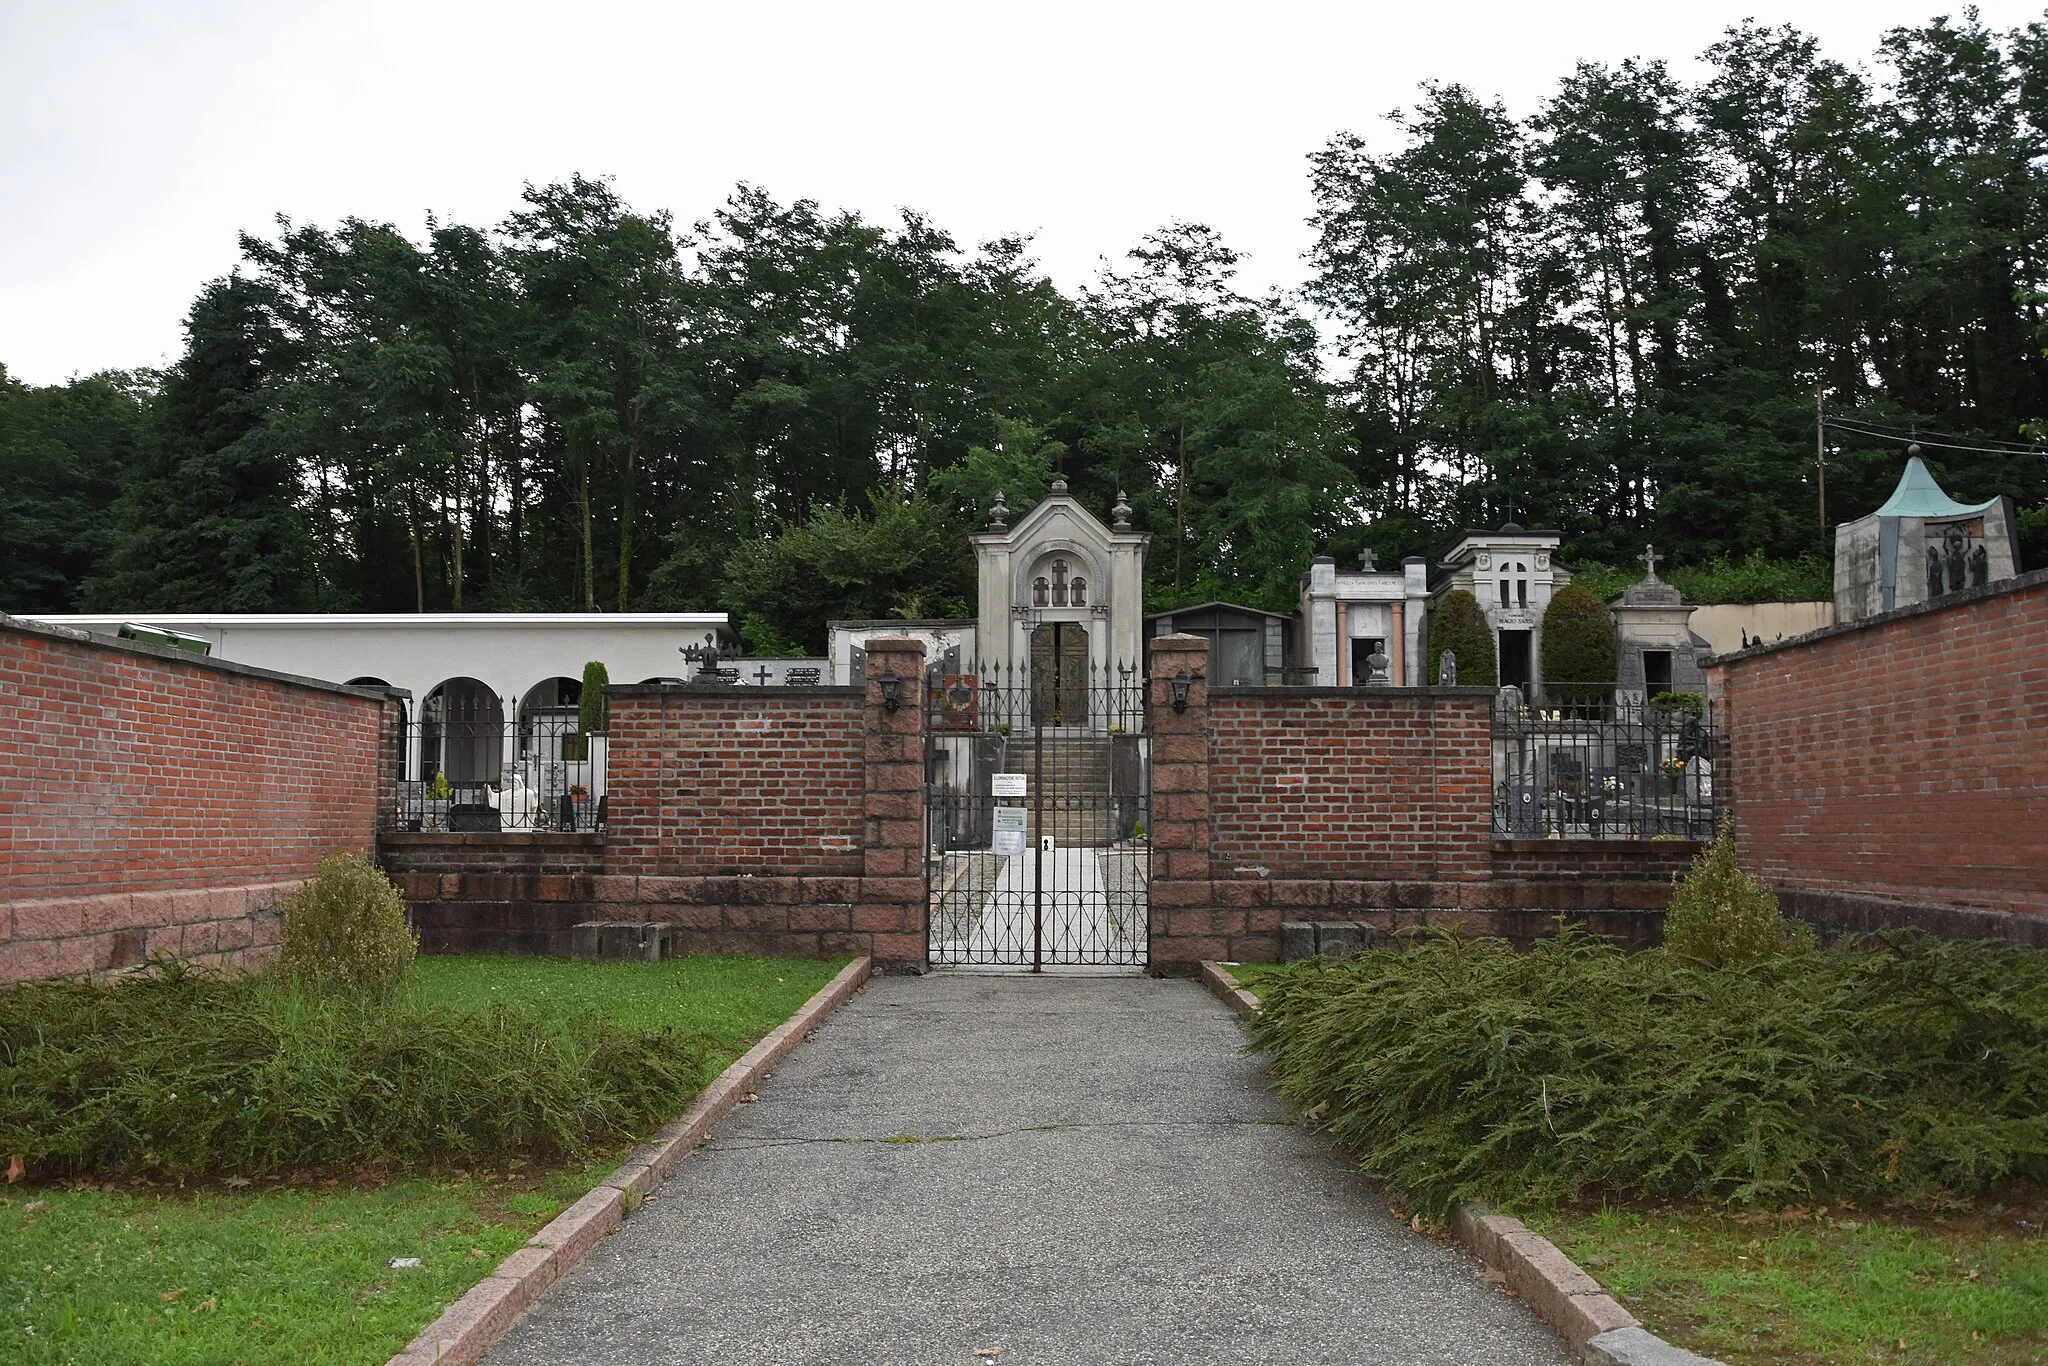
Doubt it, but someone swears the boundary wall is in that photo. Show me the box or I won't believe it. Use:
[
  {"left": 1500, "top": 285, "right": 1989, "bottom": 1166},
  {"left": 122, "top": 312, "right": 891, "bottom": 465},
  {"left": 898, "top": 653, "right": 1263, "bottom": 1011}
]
[
  {"left": 1146, "top": 634, "right": 1692, "bottom": 972},
  {"left": 0, "top": 613, "right": 401, "bottom": 983},
  {"left": 395, "top": 640, "right": 930, "bottom": 967},
  {"left": 1707, "top": 567, "right": 2048, "bottom": 945}
]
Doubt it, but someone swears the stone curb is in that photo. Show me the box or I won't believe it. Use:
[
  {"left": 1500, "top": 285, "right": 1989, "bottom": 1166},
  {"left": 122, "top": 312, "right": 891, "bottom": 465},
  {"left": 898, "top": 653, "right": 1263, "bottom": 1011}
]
[
  {"left": 386, "top": 955, "right": 874, "bottom": 1366},
  {"left": 1198, "top": 962, "right": 1724, "bottom": 1366}
]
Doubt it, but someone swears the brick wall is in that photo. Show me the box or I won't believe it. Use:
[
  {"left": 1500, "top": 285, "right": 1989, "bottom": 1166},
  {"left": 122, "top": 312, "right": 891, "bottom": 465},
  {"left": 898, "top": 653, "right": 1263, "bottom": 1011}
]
[
  {"left": 0, "top": 614, "right": 399, "bottom": 982},
  {"left": 387, "top": 642, "right": 932, "bottom": 968},
  {"left": 1209, "top": 688, "right": 1494, "bottom": 880},
  {"left": 1709, "top": 568, "right": 2048, "bottom": 937},
  {"left": 604, "top": 689, "right": 865, "bottom": 877},
  {"left": 1148, "top": 633, "right": 1691, "bottom": 971}
]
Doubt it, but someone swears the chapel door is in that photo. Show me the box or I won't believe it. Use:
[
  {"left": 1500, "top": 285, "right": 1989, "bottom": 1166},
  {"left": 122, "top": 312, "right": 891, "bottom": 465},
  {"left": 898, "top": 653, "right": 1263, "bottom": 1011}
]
[{"left": 1030, "top": 623, "right": 1091, "bottom": 727}]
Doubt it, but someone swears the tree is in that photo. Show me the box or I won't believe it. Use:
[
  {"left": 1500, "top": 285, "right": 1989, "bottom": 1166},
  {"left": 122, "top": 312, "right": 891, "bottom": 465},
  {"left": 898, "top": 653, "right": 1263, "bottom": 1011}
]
[
  {"left": 1427, "top": 589, "right": 1496, "bottom": 686},
  {"left": 0, "top": 365, "right": 142, "bottom": 612},
  {"left": 718, "top": 488, "right": 972, "bottom": 655},
  {"left": 87, "top": 277, "right": 316, "bottom": 611},
  {"left": 1539, "top": 583, "right": 1617, "bottom": 707}
]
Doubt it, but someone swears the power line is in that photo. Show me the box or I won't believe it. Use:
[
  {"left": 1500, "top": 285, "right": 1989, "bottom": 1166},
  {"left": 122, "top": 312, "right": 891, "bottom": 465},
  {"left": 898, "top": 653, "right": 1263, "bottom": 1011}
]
[{"left": 1823, "top": 418, "right": 2046, "bottom": 459}]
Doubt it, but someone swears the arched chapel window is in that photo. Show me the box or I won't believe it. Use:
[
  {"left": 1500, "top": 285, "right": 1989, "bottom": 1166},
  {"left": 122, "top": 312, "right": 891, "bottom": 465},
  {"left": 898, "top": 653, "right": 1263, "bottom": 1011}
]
[
  {"left": 1071, "top": 577, "right": 1087, "bottom": 607},
  {"left": 1033, "top": 577, "right": 1049, "bottom": 607},
  {"left": 1516, "top": 562, "right": 1529, "bottom": 608}
]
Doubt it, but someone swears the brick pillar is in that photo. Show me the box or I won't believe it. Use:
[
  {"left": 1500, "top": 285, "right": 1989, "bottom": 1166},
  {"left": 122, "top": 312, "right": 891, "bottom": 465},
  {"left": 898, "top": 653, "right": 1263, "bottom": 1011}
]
[
  {"left": 860, "top": 638, "right": 928, "bottom": 969},
  {"left": 1148, "top": 634, "right": 1219, "bottom": 973}
]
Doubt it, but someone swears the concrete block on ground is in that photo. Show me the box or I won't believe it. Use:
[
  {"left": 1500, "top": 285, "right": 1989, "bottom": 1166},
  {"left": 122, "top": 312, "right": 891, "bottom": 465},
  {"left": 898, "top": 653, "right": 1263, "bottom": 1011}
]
[
  {"left": 1315, "top": 921, "right": 1387, "bottom": 957},
  {"left": 1279, "top": 920, "right": 1317, "bottom": 962},
  {"left": 570, "top": 921, "right": 662, "bottom": 962}
]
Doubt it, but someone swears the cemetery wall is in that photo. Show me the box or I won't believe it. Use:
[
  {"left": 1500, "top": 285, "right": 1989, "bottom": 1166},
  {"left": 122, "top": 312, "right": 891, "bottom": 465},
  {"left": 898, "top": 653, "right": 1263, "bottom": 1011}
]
[
  {"left": 1146, "top": 634, "right": 1693, "bottom": 970},
  {"left": 0, "top": 613, "right": 400, "bottom": 983},
  {"left": 379, "top": 833, "right": 605, "bottom": 956},
  {"left": 391, "top": 641, "right": 933, "bottom": 967},
  {"left": 1708, "top": 567, "right": 2048, "bottom": 942}
]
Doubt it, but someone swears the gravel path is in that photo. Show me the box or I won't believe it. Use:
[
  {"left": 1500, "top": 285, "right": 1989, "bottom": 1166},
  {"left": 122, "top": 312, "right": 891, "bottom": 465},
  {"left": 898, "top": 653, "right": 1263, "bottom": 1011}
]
[{"left": 488, "top": 973, "right": 1570, "bottom": 1366}]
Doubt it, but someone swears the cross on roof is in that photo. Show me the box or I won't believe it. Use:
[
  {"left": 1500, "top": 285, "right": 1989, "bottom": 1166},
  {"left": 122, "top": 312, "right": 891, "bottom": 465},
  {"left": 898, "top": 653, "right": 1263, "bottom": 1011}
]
[{"left": 1642, "top": 544, "right": 1661, "bottom": 579}]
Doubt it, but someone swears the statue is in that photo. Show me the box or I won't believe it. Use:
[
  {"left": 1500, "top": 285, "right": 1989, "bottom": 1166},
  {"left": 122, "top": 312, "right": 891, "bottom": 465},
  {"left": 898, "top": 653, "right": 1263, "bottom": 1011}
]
[
  {"left": 1944, "top": 524, "right": 1969, "bottom": 594},
  {"left": 1970, "top": 542, "right": 1989, "bottom": 589},
  {"left": 1438, "top": 651, "right": 1457, "bottom": 686},
  {"left": 1927, "top": 544, "right": 1946, "bottom": 600}
]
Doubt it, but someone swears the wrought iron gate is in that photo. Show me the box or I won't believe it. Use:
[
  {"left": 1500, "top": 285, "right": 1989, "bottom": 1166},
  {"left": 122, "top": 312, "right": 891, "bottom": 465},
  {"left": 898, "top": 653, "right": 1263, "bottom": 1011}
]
[{"left": 924, "top": 661, "right": 1150, "bottom": 969}]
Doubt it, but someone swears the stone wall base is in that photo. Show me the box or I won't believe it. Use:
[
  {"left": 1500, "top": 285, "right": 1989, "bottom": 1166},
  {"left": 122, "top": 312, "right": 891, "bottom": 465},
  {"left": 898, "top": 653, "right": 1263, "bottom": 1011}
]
[
  {"left": 0, "top": 881, "right": 297, "bottom": 983},
  {"left": 1778, "top": 885, "right": 2048, "bottom": 949}
]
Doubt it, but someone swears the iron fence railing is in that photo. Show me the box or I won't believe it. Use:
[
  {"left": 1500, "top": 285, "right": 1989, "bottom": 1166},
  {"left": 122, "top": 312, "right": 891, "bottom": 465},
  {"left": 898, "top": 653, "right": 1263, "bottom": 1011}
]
[
  {"left": 923, "top": 660, "right": 1152, "bottom": 969},
  {"left": 388, "top": 703, "right": 605, "bottom": 833},
  {"left": 1491, "top": 688, "right": 1717, "bottom": 839}
]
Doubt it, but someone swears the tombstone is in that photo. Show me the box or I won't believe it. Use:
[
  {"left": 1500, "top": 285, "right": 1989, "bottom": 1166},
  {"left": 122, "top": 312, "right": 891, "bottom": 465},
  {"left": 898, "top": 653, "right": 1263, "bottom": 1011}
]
[{"left": 1438, "top": 651, "right": 1457, "bottom": 686}]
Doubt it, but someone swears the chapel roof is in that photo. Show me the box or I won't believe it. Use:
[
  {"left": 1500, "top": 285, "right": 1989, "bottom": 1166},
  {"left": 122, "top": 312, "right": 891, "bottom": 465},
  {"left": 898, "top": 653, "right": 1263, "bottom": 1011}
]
[{"left": 1872, "top": 455, "right": 2003, "bottom": 519}]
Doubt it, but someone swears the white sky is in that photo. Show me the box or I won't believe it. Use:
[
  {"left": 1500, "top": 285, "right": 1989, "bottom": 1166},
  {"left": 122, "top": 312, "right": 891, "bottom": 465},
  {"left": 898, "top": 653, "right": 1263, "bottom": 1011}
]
[{"left": 3, "top": 0, "right": 2041, "bottom": 385}]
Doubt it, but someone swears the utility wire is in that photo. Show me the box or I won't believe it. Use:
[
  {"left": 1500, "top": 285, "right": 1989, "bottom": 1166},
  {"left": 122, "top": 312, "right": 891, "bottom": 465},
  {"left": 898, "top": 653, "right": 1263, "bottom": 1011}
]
[
  {"left": 1824, "top": 414, "right": 2041, "bottom": 451},
  {"left": 1823, "top": 418, "right": 2046, "bottom": 459}
]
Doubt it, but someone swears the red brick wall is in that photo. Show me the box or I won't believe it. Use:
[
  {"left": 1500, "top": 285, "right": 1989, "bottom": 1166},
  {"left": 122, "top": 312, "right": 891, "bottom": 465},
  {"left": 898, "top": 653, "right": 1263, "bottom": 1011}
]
[
  {"left": 603, "top": 688, "right": 865, "bottom": 877},
  {"left": 1710, "top": 569, "right": 2048, "bottom": 922},
  {"left": 389, "top": 644, "right": 933, "bottom": 968},
  {"left": 1209, "top": 690, "right": 1494, "bottom": 880},
  {"left": 1, "top": 615, "right": 397, "bottom": 981}
]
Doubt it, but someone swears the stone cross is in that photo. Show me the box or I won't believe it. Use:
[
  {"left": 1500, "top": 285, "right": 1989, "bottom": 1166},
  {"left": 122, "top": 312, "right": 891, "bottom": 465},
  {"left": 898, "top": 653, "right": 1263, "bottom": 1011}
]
[{"left": 1642, "top": 544, "right": 1661, "bottom": 579}]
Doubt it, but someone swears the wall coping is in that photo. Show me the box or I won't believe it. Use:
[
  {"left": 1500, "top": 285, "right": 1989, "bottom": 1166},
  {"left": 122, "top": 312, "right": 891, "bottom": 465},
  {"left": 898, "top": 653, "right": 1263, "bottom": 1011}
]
[
  {"left": 606, "top": 683, "right": 862, "bottom": 699},
  {"left": 1494, "top": 838, "right": 1701, "bottom": 856},
  {"left": 1701, "top": 565, "right": 2047, "bottom": 668},
  {"left": 1, "top": 612, "right": 406, "bottom": 703},
  {"left": 1209, "top": 685, "right": 1498, "bottom": 700},
  {"left": 378, "top": 832, "right": 605, "bottom": 851}
]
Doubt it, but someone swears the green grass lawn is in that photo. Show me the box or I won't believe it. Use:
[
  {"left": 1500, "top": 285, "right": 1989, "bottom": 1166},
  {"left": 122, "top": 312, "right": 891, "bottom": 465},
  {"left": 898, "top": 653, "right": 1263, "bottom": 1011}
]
[
  {"left": 0, "top": 954, "right": 848, "bottom": 1366},
  {"left": 1529, "top": 1205, "right": 2048, "bottom": 1365}
]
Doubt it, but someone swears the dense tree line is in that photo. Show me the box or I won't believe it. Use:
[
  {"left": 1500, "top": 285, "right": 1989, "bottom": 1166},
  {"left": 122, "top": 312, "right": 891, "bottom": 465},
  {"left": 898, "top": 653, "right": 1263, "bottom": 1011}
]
[{"left": 4, "top": 14, "right": 2044, "bottom": 653}]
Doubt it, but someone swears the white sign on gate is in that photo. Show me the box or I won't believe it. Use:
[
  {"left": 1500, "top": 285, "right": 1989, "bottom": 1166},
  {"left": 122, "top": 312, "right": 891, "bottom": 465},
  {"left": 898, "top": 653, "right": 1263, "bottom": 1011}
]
[
  {"left": 991, "top": 773, "right": 1027, "bottom": 798},
  {"left": 991, "top": 806, "right": 1028, "bottom": 856}
]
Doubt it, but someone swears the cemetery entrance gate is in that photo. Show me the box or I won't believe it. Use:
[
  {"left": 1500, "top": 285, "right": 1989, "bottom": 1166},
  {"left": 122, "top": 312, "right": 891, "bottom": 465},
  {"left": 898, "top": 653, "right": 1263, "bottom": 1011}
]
[{"left": 923, "top": 663, "right": 1151, "bottom": 969}]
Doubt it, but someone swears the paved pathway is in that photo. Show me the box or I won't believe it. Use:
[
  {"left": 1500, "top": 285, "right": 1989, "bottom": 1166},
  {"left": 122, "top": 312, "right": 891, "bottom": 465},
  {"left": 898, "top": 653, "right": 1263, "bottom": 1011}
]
[
  {"left": 933, "top": 848, "right": 1141, "bottom": 965},
  {"left": 491, "top": 975, "right": 1570, "bottom": 1365}
]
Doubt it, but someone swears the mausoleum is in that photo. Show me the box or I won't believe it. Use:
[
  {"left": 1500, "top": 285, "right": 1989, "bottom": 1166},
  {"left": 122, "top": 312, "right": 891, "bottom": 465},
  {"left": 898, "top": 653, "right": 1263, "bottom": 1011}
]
[
  {"left": 1833, "top": 453, "right": 2020, "bottom": 623},
  {"left": 1432, "top": 525, "right": 1572, "bottom": 693}
]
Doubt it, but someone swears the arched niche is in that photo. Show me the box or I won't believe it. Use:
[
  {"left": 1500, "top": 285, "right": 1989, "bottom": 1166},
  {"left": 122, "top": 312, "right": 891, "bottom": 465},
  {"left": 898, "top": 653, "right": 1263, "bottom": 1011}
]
[
  {"left": 1016, "top": 543, "right": 1100, "bottom": 609},
  {"left": 420, "top": 677, "right": 503, "bottom": 785}
]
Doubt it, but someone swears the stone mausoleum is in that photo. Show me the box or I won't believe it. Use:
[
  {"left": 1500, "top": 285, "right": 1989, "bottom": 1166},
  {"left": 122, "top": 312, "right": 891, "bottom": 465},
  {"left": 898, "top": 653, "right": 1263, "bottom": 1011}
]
[{"left": 1834, "top": 453, "right": 2020, "bottom": 623}]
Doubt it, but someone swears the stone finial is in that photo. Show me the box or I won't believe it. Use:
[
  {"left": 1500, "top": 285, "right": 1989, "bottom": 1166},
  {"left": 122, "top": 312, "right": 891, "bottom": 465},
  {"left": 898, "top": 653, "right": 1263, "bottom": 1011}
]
[
  {"left": 1050, "top": 477, "right": 1069, "bottom": 496},
  {"left": 1112, "top": 489, "right": 1132, "bottom": 532},
  {"left": 988, "top": 490, "right": 1008, "bottom": 531}
]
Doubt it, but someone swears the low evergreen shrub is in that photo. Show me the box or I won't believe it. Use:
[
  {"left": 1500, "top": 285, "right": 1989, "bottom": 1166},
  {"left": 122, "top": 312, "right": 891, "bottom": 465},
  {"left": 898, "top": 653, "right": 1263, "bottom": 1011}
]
[
  {"left": 278, "top": 853, "right": 417, "bottom": 998},
  {"left": 1663, "top": 821, "right": 1814, "bottom": 968},
  {"left": 0, "top": 962, "right": 711, "bottom": 1182},
  {"left": 1248, "top": 929, "right": 2048, "bottom": 1216}
]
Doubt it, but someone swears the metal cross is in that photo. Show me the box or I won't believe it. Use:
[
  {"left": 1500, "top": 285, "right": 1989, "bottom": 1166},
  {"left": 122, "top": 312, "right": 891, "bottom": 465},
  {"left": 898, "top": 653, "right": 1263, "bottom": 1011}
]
[
  {"left": 753, "top": 666, "right": 773, "bottom": 686},
  {"left": 1642, "top": 544, "right": 1661, "bottom": 579}
]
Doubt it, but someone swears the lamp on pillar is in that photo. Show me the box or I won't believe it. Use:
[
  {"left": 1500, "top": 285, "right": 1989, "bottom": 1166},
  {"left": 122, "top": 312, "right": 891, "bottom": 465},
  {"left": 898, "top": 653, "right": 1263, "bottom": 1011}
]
[
  {"left": 878, "top": 666, "right": 904, "bottom": 713},
  {"left": 1171, "top": 667, "right": 1192, "bottom": 714}
]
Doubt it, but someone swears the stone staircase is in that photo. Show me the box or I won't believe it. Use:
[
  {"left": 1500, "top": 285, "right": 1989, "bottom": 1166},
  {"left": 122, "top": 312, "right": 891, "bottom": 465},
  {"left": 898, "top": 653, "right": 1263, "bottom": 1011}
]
[{"left": 1002, "top": 736, "right": 1119, "bottom": 846}]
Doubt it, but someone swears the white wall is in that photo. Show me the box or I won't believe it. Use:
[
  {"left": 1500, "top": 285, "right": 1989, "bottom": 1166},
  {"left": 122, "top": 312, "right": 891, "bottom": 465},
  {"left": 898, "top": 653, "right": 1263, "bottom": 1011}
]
[{"left": 26, "top": 612, "right": 735, "bottom": 713}]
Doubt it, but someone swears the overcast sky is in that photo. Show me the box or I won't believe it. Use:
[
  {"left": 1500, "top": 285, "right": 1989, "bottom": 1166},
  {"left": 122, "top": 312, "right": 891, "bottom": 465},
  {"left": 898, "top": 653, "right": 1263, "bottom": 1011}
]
[{"left": 3, "top": 0, "right": 2041, "bottom": 385}]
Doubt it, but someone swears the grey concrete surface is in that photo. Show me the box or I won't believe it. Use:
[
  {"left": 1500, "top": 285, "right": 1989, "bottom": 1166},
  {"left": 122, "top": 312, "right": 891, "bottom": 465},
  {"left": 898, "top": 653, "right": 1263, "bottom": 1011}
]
[{"left": 489, "top": 973, "right": 1571, "bottom": 1365}]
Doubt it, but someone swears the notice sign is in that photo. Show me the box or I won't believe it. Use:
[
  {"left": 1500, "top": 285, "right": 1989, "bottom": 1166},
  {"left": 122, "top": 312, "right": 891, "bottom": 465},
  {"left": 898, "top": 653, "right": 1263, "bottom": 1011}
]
[
  {"left": 991, "top": 806, "right": 1028, "bottom": 855},
  {"left": 991, "top": 773, "right": 1027, "bottom": 798}
]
